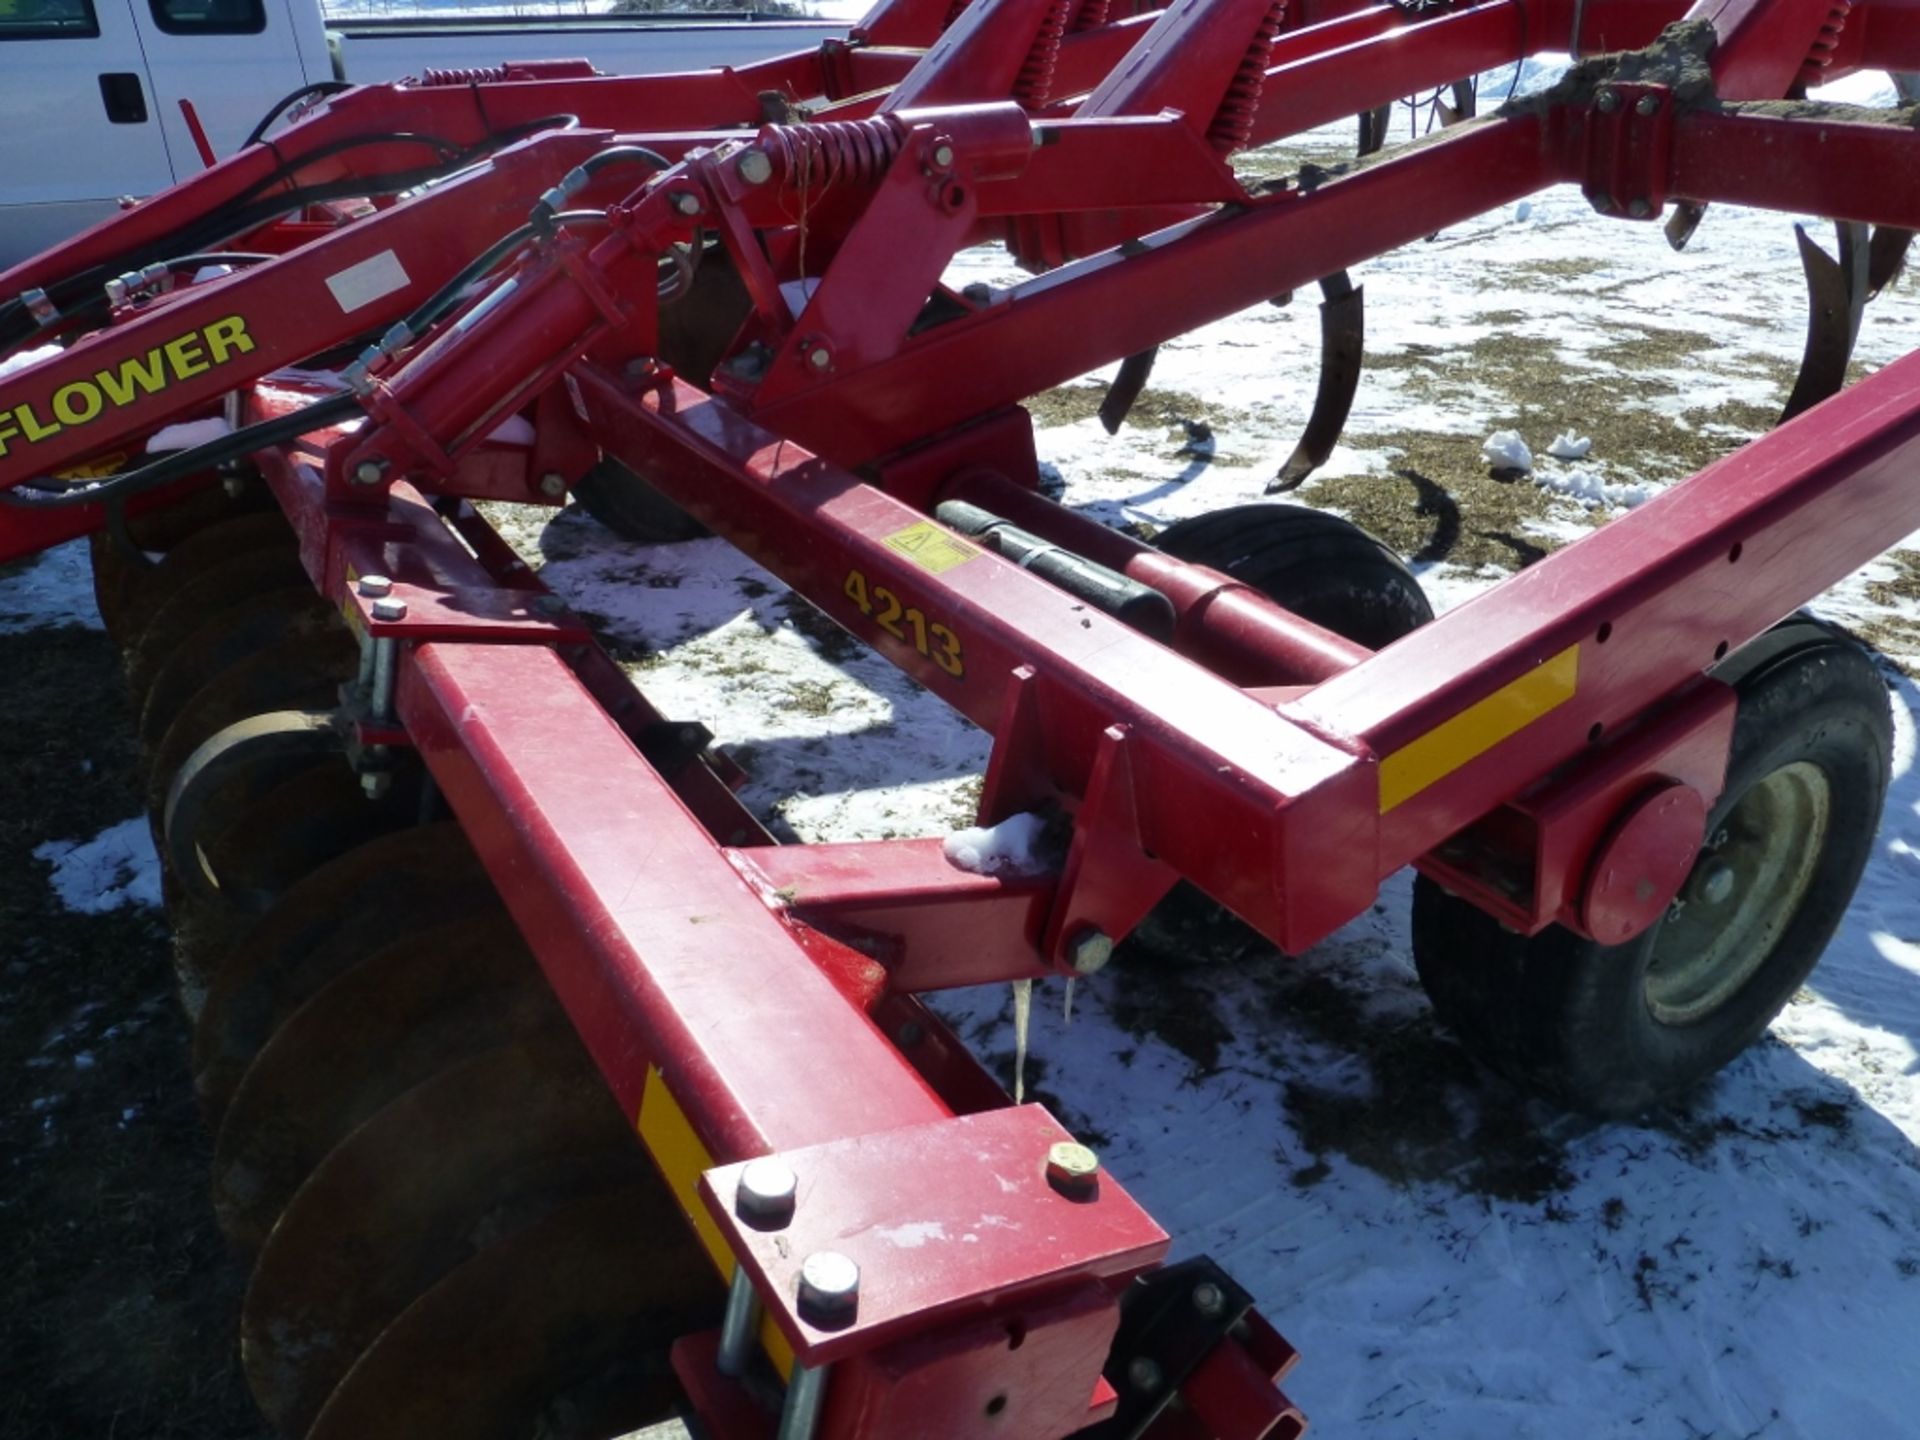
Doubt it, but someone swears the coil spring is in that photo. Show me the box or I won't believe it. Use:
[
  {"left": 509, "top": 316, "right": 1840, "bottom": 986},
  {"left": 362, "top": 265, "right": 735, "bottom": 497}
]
[
  {"left": 1207, "top": 0, "right": 1288, "bottom": 154},
  {"left": 1070, "top": 0, "right": 1110, "bottom": 32},
  {"left": 1797, "top": 0, "right": 1853, "bottom": 87},
  {"left": 1015, "top": 0, "right": 1074, "bottom": 108},
  {"left": 415, "top": 65, "right": 515, "bottom": 87},
  {"left": 763, "top": 117, "right": 904, "bottom": 189}
]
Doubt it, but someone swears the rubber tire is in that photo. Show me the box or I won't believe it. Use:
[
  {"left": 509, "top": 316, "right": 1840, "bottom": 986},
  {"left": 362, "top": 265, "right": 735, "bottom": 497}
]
[
  {"left": 569, "top": 456, "right": 709, "bottom": 544},
  {"left": 1153, "top": 502, "right": 1434, "bottom": 650},
  {"left": 1412, "top": 618, "right": 1893, "bottom": 1117}
]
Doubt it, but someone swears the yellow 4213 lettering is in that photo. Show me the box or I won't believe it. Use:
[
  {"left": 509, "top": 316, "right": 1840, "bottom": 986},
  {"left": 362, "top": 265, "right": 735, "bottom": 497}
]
[{"left": 843, "top": 569, "right": 964, "bottom": 678}]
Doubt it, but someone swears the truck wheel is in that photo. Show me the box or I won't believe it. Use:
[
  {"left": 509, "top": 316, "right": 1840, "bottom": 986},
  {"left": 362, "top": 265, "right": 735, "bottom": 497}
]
[
  {"left": 570, "top": 457, "right": 709, "bottom": 544},
  {"left": 1153, "top": 502, "right": 1433, "bottom": 650},
  {"left": 1412, "top": 619, "right": 1892, "bottom": 1116}
]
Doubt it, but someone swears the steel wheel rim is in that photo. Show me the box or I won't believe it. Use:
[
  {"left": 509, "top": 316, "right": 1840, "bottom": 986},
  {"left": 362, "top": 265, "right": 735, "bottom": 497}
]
[{"left": 1644, "top": 760, "right": 1831, "bottom": 1026}]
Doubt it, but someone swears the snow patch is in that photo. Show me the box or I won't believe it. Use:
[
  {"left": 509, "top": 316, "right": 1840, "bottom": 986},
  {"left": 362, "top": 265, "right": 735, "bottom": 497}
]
[
  {"left": 146, "top": 418, "right": 233, "bottom": 453},
  {"left": 943, "top": 812, "right": 1050, "bottom": 877},
  {"left": 1480, "top": 429, "right": 1532, "bottom": 472},
  {"left": 1534, "top": 467, "right": 1653, "bottom": 509},
  {"left": 0, "top": 540, "right": 102, "bottom": 634},
  {"left": 33, "top": 818, "right": 162, "bottom": 913},
  {"left": 0, "top": 343, "right": 62, "bottom": 379},
  {"left": 1546, "top": 430, "right": 1592, "bottom": 460}
]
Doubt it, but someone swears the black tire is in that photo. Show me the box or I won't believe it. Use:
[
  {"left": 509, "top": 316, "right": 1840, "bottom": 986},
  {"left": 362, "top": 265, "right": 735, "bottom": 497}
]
[
  {"left": 1412, "top": 618, "right": 1893, "bottom": 1116},
  {"left": 569, "top": 457, "right": 709, "bottom": 544},
  {"left": 1154, "top": 502, "right": 1434, "bottom": 650}
]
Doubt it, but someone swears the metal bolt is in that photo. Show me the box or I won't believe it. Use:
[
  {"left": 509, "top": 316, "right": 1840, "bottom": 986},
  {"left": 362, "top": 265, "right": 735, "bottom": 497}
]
[
  {"left": 1192, "top": 1282, "right": 1226, "bottom": 1318},
  {"left": 807, "top": 345, "right": 832, "bottom": 371},
  {"left": 353, "top": 459, "right": 388, "bottom": 486},
  {"left": 671, "top": 191, "right": 702, "bottom": 216},
  {"left": 778, "top": 1363, "right": 830, "bottom": 1440},
  {"left": 931, "top": 142, "right": 955, "bottom": 169},
  {"left": 1067, "top": 927, "right": 1113, "bottom": 976},
  {"left": 737, "top": 149, "right": 773, "bottom": 186},
  {"left": 360, "top": 771, "right": 392, "bottom": 800},
  {"left": 1694, "top": 859, "right": 1736, "bottom": 906},
  {"left": 1635, "top": 93, "right": 1661, "bottom": 116},
  {"left": 1627, "top": 198, "right": 1653, "bottom": 218},
  {"left": 370, "top": 597, "right": 408, "bottom": 622},
  {"left": 1045, "top": 1140, "right": 1099, "bottom": 1194},
  {"left": 1127, "top": 1356, "right": 1163, "bottom": 1394},
  {"left": 961, "top": 282, "right": 993, "bottom": 304},
  {"left": 796, "top": 1251, "right": 860, "bottom": 1321},
  {"left": 539, "top": 472, "right": 567, "bottom": 498},
  {"left": 356, "top": 574, "right": 393, "bottom": 598},
  {"left": 736, "top": 1157, "right": 799, "bottom": 1224},
  {"left": 1596, "top": 88, "right": 1620, "bottom": 114}
]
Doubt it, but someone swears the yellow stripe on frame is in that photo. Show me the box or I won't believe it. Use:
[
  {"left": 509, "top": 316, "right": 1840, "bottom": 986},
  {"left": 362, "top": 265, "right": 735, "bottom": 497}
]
[
  {"left": 637, "top": 1067, "right": 796, "bottom": 1377},
  {"left": 1378, "top": 644, "right": 1581, "bottom": 813}
]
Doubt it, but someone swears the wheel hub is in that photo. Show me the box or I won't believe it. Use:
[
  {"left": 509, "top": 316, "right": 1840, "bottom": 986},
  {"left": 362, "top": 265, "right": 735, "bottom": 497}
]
[{"left": 1643, "top": 760, "right": 1831, "bottom": 1027}]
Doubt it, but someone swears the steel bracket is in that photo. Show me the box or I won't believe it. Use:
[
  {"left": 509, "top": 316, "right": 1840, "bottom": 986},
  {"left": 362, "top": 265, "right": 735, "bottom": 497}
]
[{"left": 1583, "top": 82, "right": 1676, "bottom": 221}]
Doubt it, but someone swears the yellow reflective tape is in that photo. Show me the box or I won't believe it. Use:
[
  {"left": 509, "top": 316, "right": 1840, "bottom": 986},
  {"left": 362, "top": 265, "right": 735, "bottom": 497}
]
[
  {"left": 636, "top": 1067, "right": 795, "bottom": 1378},
  {"left": 883, "top": 519, "right": 979, "bottom": 573},
  {"left": 1378, "top": 644, "right": 1581, "bottom": 813}
]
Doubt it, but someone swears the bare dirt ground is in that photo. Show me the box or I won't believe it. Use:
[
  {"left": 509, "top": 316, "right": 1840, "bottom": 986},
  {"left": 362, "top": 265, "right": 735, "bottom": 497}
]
[{"left": 0, "top": 612, "right": 268, "bottom": 1439}]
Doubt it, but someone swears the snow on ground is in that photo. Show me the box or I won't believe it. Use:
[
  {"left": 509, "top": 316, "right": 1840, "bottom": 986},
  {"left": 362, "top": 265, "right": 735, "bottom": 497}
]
[
  {"left": 7, "top": 61, "right": 1919, "bottom": 1439},
  {"left": 32, "top": 816, "right": 163, "bottom": 915}
]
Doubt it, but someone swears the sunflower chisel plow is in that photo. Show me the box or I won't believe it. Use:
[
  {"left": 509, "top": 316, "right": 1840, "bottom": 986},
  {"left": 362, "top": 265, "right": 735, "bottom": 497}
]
[{"left": 5, "top": 0, "right": 1920, "bottom": 1430}]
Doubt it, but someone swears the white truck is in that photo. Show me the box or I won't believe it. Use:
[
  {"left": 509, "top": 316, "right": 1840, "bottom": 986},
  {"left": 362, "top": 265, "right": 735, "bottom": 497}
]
[{"left": 0, "top": 0, "right": 844, "bottom": 266}]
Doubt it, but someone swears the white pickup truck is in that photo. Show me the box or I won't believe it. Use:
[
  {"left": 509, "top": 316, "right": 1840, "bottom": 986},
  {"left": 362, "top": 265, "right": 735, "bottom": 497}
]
[{"left": 0, "top": 0, "right": 844, "bottom": 266}]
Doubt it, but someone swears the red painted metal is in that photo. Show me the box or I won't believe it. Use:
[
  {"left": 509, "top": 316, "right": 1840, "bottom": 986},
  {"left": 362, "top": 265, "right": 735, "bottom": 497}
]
[
  {"left": 8, "top": 0, "right": 1920, "bottom": 1431},
  {"left": 698, "top": 1104, "right": 1168, "bottom": 1367}
]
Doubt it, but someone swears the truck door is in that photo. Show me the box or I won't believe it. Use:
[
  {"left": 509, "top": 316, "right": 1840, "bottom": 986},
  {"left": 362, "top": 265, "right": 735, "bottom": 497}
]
[
  {"left": 130, "top": 0, "right": 319, "bottom": 172},
  {"left": 0, "top": 0, "right": 175, "bottom": 269}
]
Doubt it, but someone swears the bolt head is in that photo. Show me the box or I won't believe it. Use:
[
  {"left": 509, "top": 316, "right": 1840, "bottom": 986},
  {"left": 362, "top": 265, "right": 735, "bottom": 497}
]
[
  {"left": 736, "top": 1157, "right": 798, "bottom": 1223},
  {"left": 1694, "top": 859, "right": 1737, "bottom": 907},
  {"left": 360, "top": 771, "right": 392, "bottom": 800},
  {"left": 356, "top": 574, "right": 393, "bottom": 598},
  {"left": 1127, "top": 1356, "right": 1163, "bottom": 1393},
  {"left": 807, "top": 345, "right": 832, "bottom": 371},
  {"left": 1067, "top": 928, "right": 1113, "bottom": 976},
  {"left": 1596, "top": 88, "right": 1620, "bottom": 114},
  {"left": 1628, "top": 198, "right": 1653, "bottom": 218},
  {"left": 370, "top": 596, "right": 408, "bottom": 622},
  {"left": 737, "top": 149, "right": 773, "bottom": 186},
  {"left": 539, "top": 471, "right": 567, "bottom": 498},
  {"left": 797, "top": 1251, "right": 860, "bottom": 1320},
  {"left": 931, "top": 142, "right": 955, "bottom": 169},
  {"left": 671, "top": 191, "right": 702, "bottom": 217},
  {"left": 1046, "top": 1140, "right": 1099, "bottom": 1192},
  {"left": 1192, "top": 1281, "right": 1226, "bottom": 1318},
  {"left": 1635, "top": 93, "right": 1661, "bottom": 116},
  {"left": 353, "top": 459, "right": 387, "bottom": 486}
]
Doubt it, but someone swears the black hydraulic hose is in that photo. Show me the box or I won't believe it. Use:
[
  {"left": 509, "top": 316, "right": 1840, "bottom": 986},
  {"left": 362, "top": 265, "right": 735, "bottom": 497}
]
[
  {"left": 243, "top": 80, "right": 354, "bottom": 148},
  {"left": 0, "top": 392, "right": 362, "bottom": 510},
  {"left": 1, "top": 117, "right": 580, "bottom": 355}
]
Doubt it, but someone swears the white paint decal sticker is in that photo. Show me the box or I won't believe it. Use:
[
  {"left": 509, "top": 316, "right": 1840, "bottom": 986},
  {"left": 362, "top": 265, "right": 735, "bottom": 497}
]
[{"left": 325, "top": 250, "right": 410, "bottom": 314}]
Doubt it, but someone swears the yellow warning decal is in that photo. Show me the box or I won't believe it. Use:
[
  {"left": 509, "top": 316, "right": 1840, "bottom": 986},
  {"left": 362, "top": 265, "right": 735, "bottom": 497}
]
[
  {"left": 636, "top": 1066, "right": 795, "bottom": 1377},
  {"left": 52, "top": 452, "right": 128, "bottom": 481},
  {"left": 1378, "top": 644, "right": 1581, "bottom": 813},
  {"left": 0, "top": 315, "right": 255, "bottom": 459},
  {"left": 883, "top": 519, "right": 979, "bottom": 573}
]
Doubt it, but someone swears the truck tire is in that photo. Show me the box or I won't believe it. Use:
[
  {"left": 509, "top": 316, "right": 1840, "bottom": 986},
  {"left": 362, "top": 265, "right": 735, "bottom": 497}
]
[{"left": 1412, "top": 618, "right": 1893, "bottom": 1116}]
